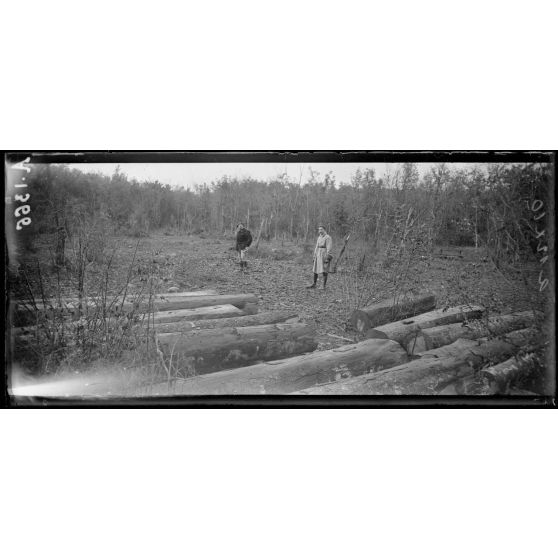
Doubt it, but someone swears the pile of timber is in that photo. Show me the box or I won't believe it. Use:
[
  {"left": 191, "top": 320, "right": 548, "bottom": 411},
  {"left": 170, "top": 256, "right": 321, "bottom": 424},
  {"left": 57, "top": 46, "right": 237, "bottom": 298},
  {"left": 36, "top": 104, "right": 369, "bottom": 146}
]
[
  {"left": 13, "top": 284, "right": 543, "bottom": 396},
  {"left": 405, "top": 311, "right": 538, "bottom": 355},
  {"left": 12, "top": 289, "right": 320, "bottom": 379},
  {"left": 365, "top": 304, "right": 485, "bottom": 346},
  {"left": 12, "top": 290, "right": 261, "bottom": 326},
  {"left": 293, "top": 309, "right": 541, "bottom": 396},
  {"left": 146, "top": 301, "right": 540, "bottom": 396},
  {"left": 145, "top": 297, "right": 540, "bottom": 396},
  {"left": 141, "top": 337, "right": 409, "bottom": 396}
]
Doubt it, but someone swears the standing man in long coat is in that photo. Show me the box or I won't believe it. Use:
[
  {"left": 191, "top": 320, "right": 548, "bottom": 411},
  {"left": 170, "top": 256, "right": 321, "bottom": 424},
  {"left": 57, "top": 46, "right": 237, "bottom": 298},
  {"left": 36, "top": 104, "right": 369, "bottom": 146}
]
[{"left": 307, "top": 225, "right": 332, "bottom": 289}]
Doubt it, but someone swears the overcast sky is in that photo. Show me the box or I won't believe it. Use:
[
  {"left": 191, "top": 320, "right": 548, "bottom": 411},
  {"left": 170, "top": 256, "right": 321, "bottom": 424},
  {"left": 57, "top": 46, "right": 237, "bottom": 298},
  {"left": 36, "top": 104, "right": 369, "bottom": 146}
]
[{"left": 68, "top": 162, "right": 478, "bottom": 190}]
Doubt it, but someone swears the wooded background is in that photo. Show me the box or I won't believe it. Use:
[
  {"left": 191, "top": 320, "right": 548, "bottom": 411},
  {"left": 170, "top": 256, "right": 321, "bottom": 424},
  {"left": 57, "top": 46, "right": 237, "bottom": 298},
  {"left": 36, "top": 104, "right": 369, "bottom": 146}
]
[{"left": 13, "top": 162, "right": 552, "bottom": 271}]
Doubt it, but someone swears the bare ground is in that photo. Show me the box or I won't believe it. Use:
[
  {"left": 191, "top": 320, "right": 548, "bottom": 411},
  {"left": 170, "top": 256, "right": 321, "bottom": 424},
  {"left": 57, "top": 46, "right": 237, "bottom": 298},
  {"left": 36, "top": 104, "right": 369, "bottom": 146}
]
[{"left": 8, "top": 231, "right": 546, "bottom": 396}]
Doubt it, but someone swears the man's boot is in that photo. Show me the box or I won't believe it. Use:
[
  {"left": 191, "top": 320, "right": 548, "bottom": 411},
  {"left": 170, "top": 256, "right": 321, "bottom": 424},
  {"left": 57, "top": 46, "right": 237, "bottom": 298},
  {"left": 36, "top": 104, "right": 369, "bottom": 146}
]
[{"left": 306, "top": 273, "right": 318, "bottom": 288}]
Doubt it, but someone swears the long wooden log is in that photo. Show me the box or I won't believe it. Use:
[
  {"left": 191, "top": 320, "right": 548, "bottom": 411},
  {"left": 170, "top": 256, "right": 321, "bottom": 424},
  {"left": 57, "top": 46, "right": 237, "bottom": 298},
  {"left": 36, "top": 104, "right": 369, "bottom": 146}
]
[
  {"left": 293, "top": 328, "right": 537, "bottom": 395},
  {"left": 12, "top": 290, "right": 220, "bottom": 325},
  {"left": 367, "top": 305, "right": 485, "bottom": 347},
  {"left": 350, "top": 293, "right": 436, "bottom": 333},
  {"left": 13, "top": 292, "right": 258, "bottom": 325},
  {"left": 152, "top": 290, "right": 218, "bottom": 298},
  {"left": 438, "top": 353, "right": 539, "bottom": 395},
  {"left": 14, "top": 290, "right": 219, "bottom": 310},
  {"left": 12, "top": 305, "right": 256, "bottom": 341},
  {"left": 407, "top": 311, "right": 539, "bottom": 355},
  {"left": 152, "top": 304, "right": 247, "bottom": 324},
  {"left": 156, "top": 322, "right": 317, "bottom": 375},
  {"left": 153, "top": 310, "right": 299, "bottom": 334},
  {"left": 482, "top": 353, "right": 538, "bottom": 391},
  {"left": 143, "top": 338, "right": 408, "bottom": 395},
  {"left": 418, "top": 327, "right": 536, "bottom": 361},
  {"left": 130, "top": 293, "right": 258, "bottom": 313}
]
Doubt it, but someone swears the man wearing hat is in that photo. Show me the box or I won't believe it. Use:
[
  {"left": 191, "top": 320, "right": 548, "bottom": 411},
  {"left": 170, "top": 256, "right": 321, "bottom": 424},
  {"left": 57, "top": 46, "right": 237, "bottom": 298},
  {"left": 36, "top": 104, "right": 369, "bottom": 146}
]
[{"left": 235, "top": 222, "right": 253, "bottom": 272}]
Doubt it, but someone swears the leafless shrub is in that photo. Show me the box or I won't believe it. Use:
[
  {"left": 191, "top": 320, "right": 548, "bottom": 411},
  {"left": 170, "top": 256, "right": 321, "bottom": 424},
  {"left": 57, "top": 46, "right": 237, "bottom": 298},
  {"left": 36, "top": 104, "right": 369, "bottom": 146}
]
[
  {"left": 340, "top": 206, "right": 432, "bottom": 323},
  {"left": 11, "top": 240, "right": 166, "bottom": 383}
]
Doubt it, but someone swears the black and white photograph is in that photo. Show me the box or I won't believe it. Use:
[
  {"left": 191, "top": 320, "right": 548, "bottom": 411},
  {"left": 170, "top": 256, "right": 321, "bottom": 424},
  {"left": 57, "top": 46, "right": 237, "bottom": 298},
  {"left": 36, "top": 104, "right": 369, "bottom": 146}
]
[
  {"left": 2, "top": 3, "right": 558, "bottom": 558},
  {"left": 4, "top": 152, "right": 555, "bottom": 405}
]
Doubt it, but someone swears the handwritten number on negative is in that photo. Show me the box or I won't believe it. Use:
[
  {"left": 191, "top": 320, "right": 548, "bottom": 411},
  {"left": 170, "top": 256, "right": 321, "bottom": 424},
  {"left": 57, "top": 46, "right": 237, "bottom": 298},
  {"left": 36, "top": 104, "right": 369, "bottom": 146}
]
[
  {"left": 15, "top": 205, "right": 30, "bottom": 217},
  {"left": 16, "top": 217, "right": 31, "bottom": 230},
  {"left": 15, "top": 193, "right": 30, "bottom": 203}
]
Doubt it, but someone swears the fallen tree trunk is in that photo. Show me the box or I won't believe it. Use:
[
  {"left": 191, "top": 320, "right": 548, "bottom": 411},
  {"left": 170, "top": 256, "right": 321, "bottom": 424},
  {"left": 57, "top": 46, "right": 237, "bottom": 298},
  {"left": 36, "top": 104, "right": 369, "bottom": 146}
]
[
  {"left": 438, "top": 353, "right": 539, "bottom": 395},
  {"left": 350, "top": 293, "right": 436, "bottom": 333},
  {"left": 12, "top": 290, "right": 219, "bottom": 325},
  {"left": 13, "top": 293, "right": 258, "bottom": 325},
  {"left": 293, "top": 328, "right": 537, "bottom": 395},
  {"left": 136, "top": 293, "right": 258, "bottom": 313},
  {"left": 153, "top": 310, "right": 299, "bottom": 334},
  {"left": 482, "top": 352, "right": 538, "bottom": 392},
  {"left": 15, "top": 289, "right": 219, "bottom": 310},
  {"left": 152, "top": 304, "right": 247, "bottom": 324},
  {"left": 143, "top": 338, "right": 408, "bottom": 395},
  {"left": 367, "top": 305, "right": 485, "bottom": 347},
  {"left": 156, "top": 322, "right": 317, "bottom": 375},
  {"left": 407, "top": 311, "right": 539, "bottom": 355},
  {"left": 153, "top": 290, "right": 218, "bottom": 298},
  {"left": 418, "top": 327, "right": 536, "bottom": 361}
]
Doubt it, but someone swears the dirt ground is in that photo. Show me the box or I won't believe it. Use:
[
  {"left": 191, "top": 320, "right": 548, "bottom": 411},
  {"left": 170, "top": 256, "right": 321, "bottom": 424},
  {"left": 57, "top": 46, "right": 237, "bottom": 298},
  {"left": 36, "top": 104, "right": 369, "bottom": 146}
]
[
  {"left": 8, "top": 231, "right": 551, "bottom": 399},
  {"left": 10, "top": 231, "right": 542, "bottom": 354}
]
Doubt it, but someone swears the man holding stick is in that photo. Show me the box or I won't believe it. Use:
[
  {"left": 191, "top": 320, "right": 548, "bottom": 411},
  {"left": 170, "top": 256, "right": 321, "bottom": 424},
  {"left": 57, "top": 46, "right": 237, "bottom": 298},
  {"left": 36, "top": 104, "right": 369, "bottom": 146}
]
[{"left": 307, "top": 225, "right": 332, "bottom": 290}]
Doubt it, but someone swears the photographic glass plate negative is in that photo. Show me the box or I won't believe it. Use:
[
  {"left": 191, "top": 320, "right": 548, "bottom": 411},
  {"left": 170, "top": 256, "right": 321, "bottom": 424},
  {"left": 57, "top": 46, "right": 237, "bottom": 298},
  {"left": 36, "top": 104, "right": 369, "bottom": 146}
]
[{"left": 3, "top": 151, "right": 556, "bottom": 408}]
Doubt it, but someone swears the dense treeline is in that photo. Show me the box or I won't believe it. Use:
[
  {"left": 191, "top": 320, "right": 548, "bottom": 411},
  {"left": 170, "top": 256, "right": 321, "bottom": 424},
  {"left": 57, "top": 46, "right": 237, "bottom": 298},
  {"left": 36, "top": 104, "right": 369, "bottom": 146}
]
[{"left": 15, "top": 162, "right": 552, "bottom": 266}]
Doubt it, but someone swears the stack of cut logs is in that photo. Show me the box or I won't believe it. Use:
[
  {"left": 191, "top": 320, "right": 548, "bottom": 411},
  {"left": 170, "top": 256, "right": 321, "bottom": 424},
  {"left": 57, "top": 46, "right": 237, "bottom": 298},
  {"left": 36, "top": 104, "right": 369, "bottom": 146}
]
[
  {"left": 141, "top": 292, "right": 540, "bottom": 396},
  {"left": 12, "top": 290, "right": 318, "bottom": 378},
  {"left": 148, "top": 291, "right": 317, "bottom": 375},
  {"left": 13, "top": 290, "right": 540, "bottom": 397}
]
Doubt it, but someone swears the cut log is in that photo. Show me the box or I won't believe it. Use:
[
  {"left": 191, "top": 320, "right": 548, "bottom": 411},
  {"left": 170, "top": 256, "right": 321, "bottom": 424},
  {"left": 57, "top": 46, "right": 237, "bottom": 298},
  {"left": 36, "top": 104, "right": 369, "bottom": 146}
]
[
  {"left": 14, "top": 290, "right": 218, "bottom": 309},
  {"left": 367, "top": 305, "right": 485, "bottom": 347},
  {"left": 294, "top": 328, "right": 537, "bottom": 395},
  {"left": 482, "top": 352, "right": 538, "bottom": 391},
  {"left": 439, "top": 353, "right": 539, "bottom": 396},
  {"left": 418, "top": 327, "right": 536, "bottom": 360},
  {"left": 152, "top": 290, "right": 218, "bottom": 298},
  {"left": 350, "top": 293, "right": 436, "bottom": 333},
  {"left": 407, "top": 311, "right": 539, "bottom": 355},
  {"left": 152, "top": 304, "right": 246, "bottom": 324},
  {"left": 136, "top": 293, "right": 258, "bottom": 313},
  {"left": 143, "top": 338, "right": 408, "bottom": 395},
  {"left": 12, "top": 291, "right": 221, "bottom": 325},
  {"left": 156, "top": 322, "right": 317, "bottom": 375},
  {"left": 13, "top": 293, "right": 258, "bottom": 325},
  {"left": 153, "top": 310, "right": 299, "bottom": 334}
]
